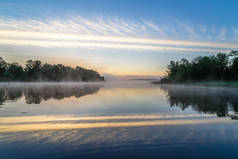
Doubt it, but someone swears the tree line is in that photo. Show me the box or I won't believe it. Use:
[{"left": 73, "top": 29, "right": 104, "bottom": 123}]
[
  {"left": 161, "top": 50, "right": 238, "bottom": 83},
  {"left": 0, "top": 57, "right": 104, "bottom": 82}
]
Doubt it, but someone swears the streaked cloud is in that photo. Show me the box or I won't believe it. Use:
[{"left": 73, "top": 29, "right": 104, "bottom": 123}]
[
  {"left": 199, "top": 25, "right": 207, "bottom": 33},
  {"left": 0, "top": 37, "right": 233, "bottom": 53},
  {"left": 217, "top": 28, "right": 227, "bottom": 41},
  {"left": 0, "top": 15, "right": 237, "bottom": 53},
  {"left": 177, "top": 21, "right": 195, "bottom": 34},
  {"left": 0, "top": 15, "right": 143, "bottom": 36},
  {"left": 143, "top": 20, "right": 160, "bottom": 31},
  {"left": 233, "top": 28, "right": 238, "bottom": 41}
]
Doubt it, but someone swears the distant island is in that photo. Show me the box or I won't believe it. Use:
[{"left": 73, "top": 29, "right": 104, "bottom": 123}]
[
  {"left": 158, "top": 50, "right": 238, "bottom": 87},
  {"left": 0, "top": 57, "right": 104, "bottom": 82}
]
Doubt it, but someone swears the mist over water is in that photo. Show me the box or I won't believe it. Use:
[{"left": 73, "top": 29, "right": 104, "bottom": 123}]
[
  {"left": 0, "top": 81, "right": 238, "bottom": 159},
  {"left": 0, "top": 82, "right": 103, "bottom": 105},
  {"left": 1, "top": 81, "right": 238, "bottom": 118},
  {"left": 160, "top": 85, "right": 238, "bottom": 118}
]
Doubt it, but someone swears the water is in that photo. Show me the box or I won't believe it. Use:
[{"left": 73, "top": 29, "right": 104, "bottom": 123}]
[{"left": 0, "top": 81, "right": 238, "bottom": 159}]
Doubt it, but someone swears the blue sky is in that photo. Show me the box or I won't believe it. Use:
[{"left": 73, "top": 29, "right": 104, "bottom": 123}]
[{"left": 0, "top": 0, "right": 238, "bottom": 76}]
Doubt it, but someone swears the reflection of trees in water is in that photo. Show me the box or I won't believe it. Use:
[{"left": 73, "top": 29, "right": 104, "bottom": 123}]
[
  {"left": 0, "top": 84, "right": 102, "bottom": 105},
  {"left": 0, "top": 87, "right": 23, "bottom": 105},
  {"left": 161, "top": 85, "right": 238, "bottom": 119},
  {"left": 0, "top": 89, "right": 6, "bottom": 105}
]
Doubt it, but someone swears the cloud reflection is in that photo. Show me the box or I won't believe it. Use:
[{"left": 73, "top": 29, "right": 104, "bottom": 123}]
[{"left": 0, "top": 114, "right": 230, "bottom": 133}]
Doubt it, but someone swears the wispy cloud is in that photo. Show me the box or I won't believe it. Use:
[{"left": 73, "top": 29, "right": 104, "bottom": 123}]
[
  {"left": 177, "top": 21, "right": 195, "bottom": 34},
  {"left": 0, "top": 16, "right": 143, "bottom": 36},
  {"left": 0, "top": 30, "right": 237, "bottom": 50},
  {"left": 0, "top": 38, "right": 232, "bottom": 54},
  {"left": 0, "top": 15, "right": 237, "bottom": 53},
  {"left": 143, "top": 20, "right": 160, "bottom": 31},
  {"left": 217, "top": 28, "right": 227, "bottom": 41},
  {"left": 199, "top": 25, "right": 207, "bottom": 33},
  {"left": 233, "top": 28, "right": 238, "bottom": 41}
]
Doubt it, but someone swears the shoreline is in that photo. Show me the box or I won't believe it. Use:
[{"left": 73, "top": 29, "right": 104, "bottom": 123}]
[{"left": 152, "top": 81, "right": 238, "bottom": 88}]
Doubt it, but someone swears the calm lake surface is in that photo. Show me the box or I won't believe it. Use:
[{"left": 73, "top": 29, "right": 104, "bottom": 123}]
[{"left": 0, "top": 81, "right": 238, "bottom": 159}]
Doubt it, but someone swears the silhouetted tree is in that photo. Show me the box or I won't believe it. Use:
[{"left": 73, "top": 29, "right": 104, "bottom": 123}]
[
  {"left": 231, "top": 57, "right": 238, "bottom": 80},
  {"left": 0, "top": 57, "right": 104, "bottom": 82},
  {"left": 25, "top": 60, "right": 42, "bottom": 80},
  {"left": 6, "top": 63, "right": 25, "bottom": 81},
  {"left": 163, "top": 51, "right": 238, "bottom": 83},
  {"left": 0, "top": 57, "right": 7, "bottom": 80}
]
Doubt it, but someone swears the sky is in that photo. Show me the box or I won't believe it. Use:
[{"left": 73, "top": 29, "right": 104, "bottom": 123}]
[{"left": 0, "top": 0, "right": 238, "bottom": 77}]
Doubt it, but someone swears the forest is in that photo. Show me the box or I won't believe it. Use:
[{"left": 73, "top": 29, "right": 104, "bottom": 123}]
[
  {"left": 161, "top": 50, "right": 238, "bottom": 83},
  {"left": 0, "top": 57, "right": 104, "bottom": 82}
]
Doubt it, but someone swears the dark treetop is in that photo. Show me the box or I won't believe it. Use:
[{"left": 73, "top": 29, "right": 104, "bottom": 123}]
[
  {"left": 0, "top": 57, "right": 104, "bottom": 82},
  {"left": 161, "top": 51, "right": 238, "bottom": 83}
]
